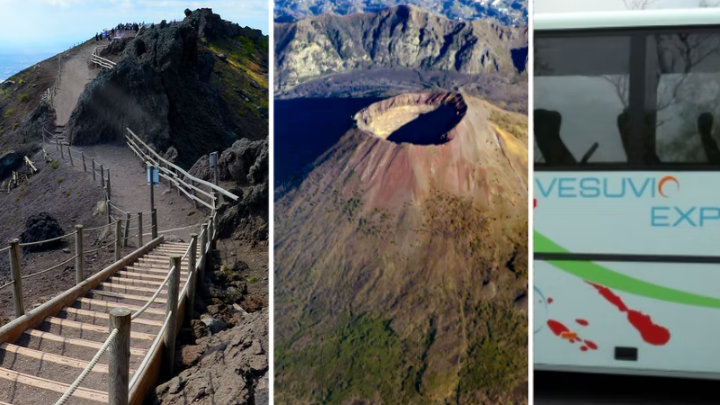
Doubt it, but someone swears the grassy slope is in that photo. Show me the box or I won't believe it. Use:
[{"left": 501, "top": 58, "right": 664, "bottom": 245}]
[{"left": 206, "top": 30, "right": 269, "bottom": 137}]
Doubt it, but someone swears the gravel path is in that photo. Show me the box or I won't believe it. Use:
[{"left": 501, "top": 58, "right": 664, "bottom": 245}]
[
  {"left": 53, "top": 42, "right": 99, "bottom": 126},
  {"left": 69, "top": 143, "right": 206, "bottom": 242}
]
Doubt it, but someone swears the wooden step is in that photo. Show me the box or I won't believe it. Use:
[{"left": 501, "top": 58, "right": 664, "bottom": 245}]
[
  {"left": 45, "top": 317, "right": 155, "bottom": 341},
  {"left": 0, "top": 366, "right": 108, "bottom": 402},
  {"left": 105, "top": 276, "right": 167, "bottom": 288},
  {"left": 116, "top": 270, "right": 187, "bottom": 282},
  {"left": 76, "top": 298, "right": 165, "bottom": 316},
  {"left": 124, "top": 265, "right": 189, "bottom": 276},
  {"left": 88, "top": 289, "right": 167, "bottom": 305},
  {"left": 23, "top": 330, "right": 146, "bottom": 357},
  {"left": 0, "top": 343, "right": 108, "bottom": 373},
  {"left": 61, "top": 307, "right": 163, "bottom": 327},
  {"left": 99, "top": 281, "right": 166, "bottom": 296}
]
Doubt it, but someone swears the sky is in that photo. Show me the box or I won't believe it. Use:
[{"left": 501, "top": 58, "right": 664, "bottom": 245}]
[
  {"left": 0, "top": 0, "right": 268, "bottom": 54},
  {"left": 535, "top": 0, "right": 720, "bottom": 13}
]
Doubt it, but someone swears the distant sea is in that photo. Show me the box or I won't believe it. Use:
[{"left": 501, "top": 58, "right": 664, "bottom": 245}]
[{"left": 0, "top": 52, "right": 57, "bottom": 82}]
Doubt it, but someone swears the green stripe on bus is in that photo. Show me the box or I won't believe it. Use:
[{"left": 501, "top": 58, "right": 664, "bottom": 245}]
[{"left": 534, "top": 231, "right": 720, "bottom": 308}]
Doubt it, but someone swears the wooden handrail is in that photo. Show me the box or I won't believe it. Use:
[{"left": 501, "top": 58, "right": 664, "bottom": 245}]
[{"left": 125, "top": 128, "right": 239, "bottom": 201}]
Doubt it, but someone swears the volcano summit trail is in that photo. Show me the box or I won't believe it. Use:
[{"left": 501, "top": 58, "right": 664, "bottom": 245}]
[{"left": 53, "top": 42, "right": 99, "bottom": 126}]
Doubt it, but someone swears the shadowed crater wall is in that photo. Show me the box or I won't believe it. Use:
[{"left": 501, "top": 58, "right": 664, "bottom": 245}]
[{"left": 354, "top": 92, "right": 467, "bottom": 145}]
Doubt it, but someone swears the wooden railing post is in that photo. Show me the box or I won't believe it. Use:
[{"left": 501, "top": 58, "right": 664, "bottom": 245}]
[
  {"left": 92, "top": 159, "right": 96, "bottom": 182},
  {"left": 122, "top": 213, "right": 130, "bottom": 247},
  {"left": 81, "top": 151, "right": 86, "bottom": 172},
  {"left": 100, "top": 165, "right": 104, "bottom": 187},
  {"left": 67, "top": 146, "right": 73, "bottom": 166},
  {"left": 137, "top": 212, "right": 143, "bottom": 246},
  {"left": 106, "top": 170, "right": 112, "bottom": 200},
  {"left": 75, "top": 225, "right": 84, "bottom": 284},
  {"left": 8, "top": 239, "right": 23, "bottom": 317},
  {"left": 108, "top": 307, "right": 131, "bottom": 405},
  {"left": 106, "top": 199, "right": 111, "bottom": 225},
  {"left": 151, "top": 208, "right": 158, "bottom": 239},
  {"left": 165, "top": 256, "right": 180, "bottom": 376},
  {"left": 114, "top": 220, "right": 122, "bottom": 261},
  {"left": 186, "top": 234, "right": 197, "bottom": 324},
  {"left": 58, "top": 141, "right": 63, "bottom": 159},
  {"left": 200, "top": 222, "right": 208, "bottom": 255}
]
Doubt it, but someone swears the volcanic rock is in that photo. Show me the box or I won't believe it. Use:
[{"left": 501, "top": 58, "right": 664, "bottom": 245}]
[
  {"left": 20, "top": 212, "right": 65, "bottom": 253},
  {"left": 275, "top": 5, "right": 528, "bottom": 93}
]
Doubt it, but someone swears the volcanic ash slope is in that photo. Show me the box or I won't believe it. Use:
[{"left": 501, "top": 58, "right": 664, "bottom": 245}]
[{"left": 275, "top": 92, "right": 528, "bottom": 404}]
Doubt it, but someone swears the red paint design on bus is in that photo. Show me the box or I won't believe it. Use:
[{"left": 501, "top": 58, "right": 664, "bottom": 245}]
[{"left": 588, "top": 283, "right": 670, "bottom": 345}]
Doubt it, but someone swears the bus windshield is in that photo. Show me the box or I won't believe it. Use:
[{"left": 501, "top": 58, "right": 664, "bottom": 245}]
[{"left": 535, "top": 28, "right": 720, "bottom": 168}]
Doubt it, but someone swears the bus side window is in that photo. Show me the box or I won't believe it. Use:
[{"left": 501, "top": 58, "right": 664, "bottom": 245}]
[
  {"left": 616, "top": 109, "right": 661, "bottom": 165},
  {"left": 653, "top": 32, "right": 720, "bottom": 164},
  {"left": 535, "top": 109, "right": 576, "bottom": 165},
  {"left": 698, "top": 113, "right": 720, "bottom": 164}
]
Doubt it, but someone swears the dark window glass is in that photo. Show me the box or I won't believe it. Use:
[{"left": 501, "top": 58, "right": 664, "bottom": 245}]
[
  {"left": 652, "top": 33, "right": 720, "bottom": 163},
  {"left": 535, "top": 35, "right": 631, "bottom": 165}
]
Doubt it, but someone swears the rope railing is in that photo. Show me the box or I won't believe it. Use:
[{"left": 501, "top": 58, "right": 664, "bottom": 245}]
[
  {"left": 84, "top": 220, "right": 119, "bottom": 233},
  {"left": 54, "top": 327, "right": 119, "bottom": 405},
  {"left": 128, "top": 311, "right": 171, "bottom": 390},
  {"left": 131, "top": 267, "right": 174, "bottom": 320},
  {"left": 18, "top": 231, "right": 75, "bottom": 247},
  {"left": 21, "top": 255, "right": 77, "bottom": 281}
]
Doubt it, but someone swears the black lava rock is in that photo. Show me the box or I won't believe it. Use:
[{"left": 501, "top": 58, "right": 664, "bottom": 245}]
[{"left": 20, "top": 212, "right": 65, "bottom": 253}]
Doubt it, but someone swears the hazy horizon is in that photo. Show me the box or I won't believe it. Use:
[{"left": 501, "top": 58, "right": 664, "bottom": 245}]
[{"left": 0, "top": 0, "right": 267, "bottom": 81}]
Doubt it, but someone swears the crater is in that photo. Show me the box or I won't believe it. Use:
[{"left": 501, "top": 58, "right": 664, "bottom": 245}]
[{"left": 353, "top": 92, "right": 467, "bottom": 145}]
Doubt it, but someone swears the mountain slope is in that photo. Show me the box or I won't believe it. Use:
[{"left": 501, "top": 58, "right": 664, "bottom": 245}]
[
  {"left": 66, "top": 8, "right": 268, "bottom": 168},
  {"left": 275, "top": 0, "right": 528, "bottom": 26},
  {"left": 275, "top": 5, "right": 527, "bottom": 94},
  {"left": 275, "top": 92, "right": 528, "bottom": 403}
]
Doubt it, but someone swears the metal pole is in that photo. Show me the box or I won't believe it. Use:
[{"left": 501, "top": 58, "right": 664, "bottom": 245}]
[
  {"left": 151, "top": 208, "right": 158, "bottom": 239},
  {"left": 81, "top": 152, "right": 86, "bottom": 172},
  {"left": 122, "top": 213, "right": 130, "bottom": 247},
  {"left": 108, "top": 307, "right": 131, "bottom": 405},
  {"left": 75, "top": 225, "right": 84, "bottom": 283},
  {"left": 67, "top": 146, "right": 73, "bottom": 166},
  {"left": 100, "top": 165, "right": 104, "bottom": 188},
  {"left": 8, "top": 239, "right": 23, "bottom": 317},
  {"left": 165, "top": 257, "right": 180, "bottom": 377},
  {"left": 149, "top": 164, "right": 155, "bottom": 212},
  {"left": 137, "top": 212, "right": 143, "bottom": 246},
  {"left": 114, "top": 220, "right": 122, "bottom": 261},
  {"left": 92, "top": 159, "right": 96, "bottom": 182},
  {"left": 186, "top": 234, "right": 197, "bottom": 324}
]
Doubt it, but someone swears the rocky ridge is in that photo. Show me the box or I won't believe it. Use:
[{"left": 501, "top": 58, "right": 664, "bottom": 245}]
[{"left": 275, "top": 5, "right": 528, "bottom": 94}]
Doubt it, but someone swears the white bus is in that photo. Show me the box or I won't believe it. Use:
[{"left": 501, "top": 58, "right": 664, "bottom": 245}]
[{"left": 534, "top": 8, "right": 720, "bottom": 379}]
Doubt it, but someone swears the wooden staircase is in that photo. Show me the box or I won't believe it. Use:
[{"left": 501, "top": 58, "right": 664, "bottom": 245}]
[
  {"left": 0, "top": 240, "right": 199, "bottom": 404},
  {"left": 52, "top": 125, "right": 67, "bottom": 145}
]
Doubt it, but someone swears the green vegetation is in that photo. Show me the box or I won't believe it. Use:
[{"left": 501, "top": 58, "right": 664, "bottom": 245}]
[
  {"left": 56, "top": 177, "right": 63, "bottom": 184},
  {"left": 18, "top": 93, "right": 29, "bottom": 103},
  {"left": 248, "top": 276, "right": 258, "bottom": 283},
  {"left": 3, "top": 108, "right": 13, "bottom": 118},
  {"left": 458, "top": 302, "right": 527, "bottom": 403},
  {"left": 489, "top": 110, "right": 526, "bottom": 139},
  {"left": 49, "top": 160, "right": 59, "bottom": 170},
  {"left": 276, "top": 314, "right": 418, "bottom": 404}
]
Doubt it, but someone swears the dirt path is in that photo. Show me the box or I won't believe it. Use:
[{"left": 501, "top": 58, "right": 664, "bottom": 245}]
[
  {"left": 74, "top": 143, "right": 206, "bottom": 241},
  {"left": 53, "top": 42, "right": 99, "bottom": 126}
]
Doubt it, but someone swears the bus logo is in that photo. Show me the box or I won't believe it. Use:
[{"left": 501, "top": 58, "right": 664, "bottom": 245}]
[{"left": 658, "top": 176, "right": 679, "bottom": 198}]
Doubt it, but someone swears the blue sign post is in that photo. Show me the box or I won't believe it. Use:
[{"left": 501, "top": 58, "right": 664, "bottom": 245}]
[{"left": 146, "top": 164, "right": 159, "bottom": 185}]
